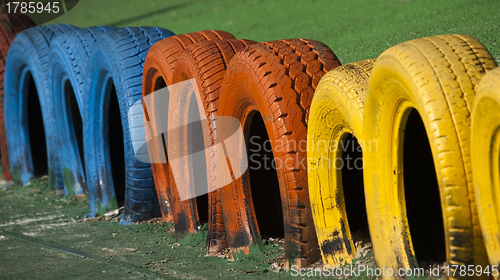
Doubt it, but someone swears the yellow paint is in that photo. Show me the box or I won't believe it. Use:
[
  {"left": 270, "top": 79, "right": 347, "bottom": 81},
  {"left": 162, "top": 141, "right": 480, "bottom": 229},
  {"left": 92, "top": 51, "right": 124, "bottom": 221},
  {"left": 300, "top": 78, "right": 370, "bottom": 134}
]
[
  {"left": 363, "top": 35, "right": 496, "bottom": 279},
  {"left": 307, "top": 59, "right": 375, "bottom": 266},
  {"left": 472, "top": 66, "right": 500, "bottom": 267}
]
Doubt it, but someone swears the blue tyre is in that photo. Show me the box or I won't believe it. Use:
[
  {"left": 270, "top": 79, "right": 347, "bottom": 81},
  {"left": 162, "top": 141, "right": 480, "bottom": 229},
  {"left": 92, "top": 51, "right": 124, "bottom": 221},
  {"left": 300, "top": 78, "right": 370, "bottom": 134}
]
[
  {"left": 48, "top": 26, "right": 115, "bottom": 197},
  {"left": 85, "top": 27, "right": 174, "bottom": 223},
  {"left": 4, "top": 24, "right": 78, "bottom": 192}
]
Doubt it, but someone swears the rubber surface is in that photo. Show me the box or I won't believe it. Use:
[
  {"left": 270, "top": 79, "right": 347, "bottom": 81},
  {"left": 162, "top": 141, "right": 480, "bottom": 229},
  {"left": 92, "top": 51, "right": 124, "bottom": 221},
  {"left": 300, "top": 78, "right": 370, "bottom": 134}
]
[
  {"left": 0, "top": 14, "right": 35, "bottom": 181},
  {"left": 4, "top": 24, "right": 79, "bottom": 191},
  {"left": 170, "top": 38, "right": 256, "bottom": 254},
  {"left": 363, "top": 35, "right": 496, "bottom": 279},
  {"left": 84, "top": 27, "right": 174, "bottom": 223},
  {"left": 142, "top": 31, "right": 235, "bottom": 225},
  {"left": 307, "top": 59, "right": 375, "bottom": 266},
  {"left": 48, "top": 26, "right": 115, "bottom": 197},
  {"left": 472, "top": 66, "right": 500, "bottom": 268},
  {"left": 217, "top": 39, "right": 341, "bottom": 268}
]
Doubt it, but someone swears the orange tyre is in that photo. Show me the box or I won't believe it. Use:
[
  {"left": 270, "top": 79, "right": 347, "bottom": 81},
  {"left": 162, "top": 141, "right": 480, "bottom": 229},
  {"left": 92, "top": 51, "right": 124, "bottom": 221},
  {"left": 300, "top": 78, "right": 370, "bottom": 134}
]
[
  {"left": 170, "top": 38, "right": 256, "bottom": 254},
  {"left": 218, "top": 39, "right": 341, "bottom": 268},
  {"left": 142, "top": 31, "right": 234, "bottom": 226}
]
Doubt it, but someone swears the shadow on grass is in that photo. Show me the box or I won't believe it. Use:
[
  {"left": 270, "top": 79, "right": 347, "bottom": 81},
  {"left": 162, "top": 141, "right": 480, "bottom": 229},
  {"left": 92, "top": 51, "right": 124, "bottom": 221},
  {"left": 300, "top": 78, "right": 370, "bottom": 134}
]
[{"left": 106, "top": 1, "right": 193, "bottom": 27}]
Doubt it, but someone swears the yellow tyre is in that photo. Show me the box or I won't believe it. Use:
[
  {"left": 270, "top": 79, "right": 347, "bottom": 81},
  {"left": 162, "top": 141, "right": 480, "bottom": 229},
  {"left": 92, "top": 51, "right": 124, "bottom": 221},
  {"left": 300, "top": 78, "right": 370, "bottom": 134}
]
[
  {"left": 364, "top": 35, "right": 496, "bottom": 279},
  {"left": 307, "top": 59, "right": 375, "bottom": 266},
  {"left": 472, "top": 66, "right": 500, "bottom": 268}
]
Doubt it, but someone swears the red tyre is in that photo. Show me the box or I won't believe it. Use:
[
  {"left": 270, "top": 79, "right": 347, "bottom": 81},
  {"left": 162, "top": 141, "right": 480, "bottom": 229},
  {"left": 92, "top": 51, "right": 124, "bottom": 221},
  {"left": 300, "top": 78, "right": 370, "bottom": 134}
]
[
  {"left": 0, "top": 13, "right": 35, "bottom": 181},
  {"left": 170, "top": 38, "right": 256, "bottom": 254},
  {"left": 218, "top": 39, "right": 341, "bottom": 267},
  {"left": 142, "top": 30, "right": 235, "bottom": 224}
]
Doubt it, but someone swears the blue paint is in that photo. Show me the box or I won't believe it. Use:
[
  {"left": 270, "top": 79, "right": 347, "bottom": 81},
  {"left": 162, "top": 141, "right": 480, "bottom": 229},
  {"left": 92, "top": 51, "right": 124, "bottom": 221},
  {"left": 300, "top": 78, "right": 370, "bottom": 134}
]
[
  {"left": 48, "top": 26, "right": 115, "bottom": 197},
  {"left": 4, "top": 24, "right": 78, "bottom": 191},
  {"left": 84, "top": 27, "right": 174, "bottom": 223}
]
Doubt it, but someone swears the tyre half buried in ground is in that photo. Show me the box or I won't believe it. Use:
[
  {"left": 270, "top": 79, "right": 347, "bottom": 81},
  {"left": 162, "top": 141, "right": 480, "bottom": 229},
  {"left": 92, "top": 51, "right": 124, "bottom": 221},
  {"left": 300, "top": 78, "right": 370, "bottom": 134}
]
[
  {"left": 363, "top": 35, "right": 496, "bottom": 279},
  {"left": 48, "top": 26, "right": 115, "bottom": 197},
  {"left": 84, "top": 27, "right": 174, "bottom": 223},
  {"left": 472, "top": 66, "right": 500, "bottom": 268},
  {"left": 4, "top": 24, "right": 79, "bottom": 191},
  {"left": 307, "top": 59, "right": 375, "bottom": 266},
  {"left": 169, "top": 38, "right": 256, "bottom": 254},
  {"left": 217, "top": 39, "right": 341, "bottom": 268},
  {"left": 0, "top": 13, "right": 35, "bottom": 182},
  {"left": 141, "top": 31, "right": 235, "bottom": 235}
]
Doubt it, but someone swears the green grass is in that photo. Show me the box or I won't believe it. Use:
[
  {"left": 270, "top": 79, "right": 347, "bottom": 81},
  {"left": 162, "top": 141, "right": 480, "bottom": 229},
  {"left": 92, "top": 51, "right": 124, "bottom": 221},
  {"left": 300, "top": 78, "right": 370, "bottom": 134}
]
[
  {"left": 47, "top": 0, "right": 500, "bottom": 64},
  {"left": 0, "top": 179, "right": 383, "bottom": 279}
]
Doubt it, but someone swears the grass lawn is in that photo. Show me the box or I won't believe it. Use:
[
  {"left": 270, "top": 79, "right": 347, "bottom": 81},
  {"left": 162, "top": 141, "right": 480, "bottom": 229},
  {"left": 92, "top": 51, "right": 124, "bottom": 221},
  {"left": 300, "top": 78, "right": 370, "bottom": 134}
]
[
  {"left": 0, "top": 178, "right": 380, "bottom": 279},
  {"left": 47, "top": 0, "right": 500, "bottom": 64}
]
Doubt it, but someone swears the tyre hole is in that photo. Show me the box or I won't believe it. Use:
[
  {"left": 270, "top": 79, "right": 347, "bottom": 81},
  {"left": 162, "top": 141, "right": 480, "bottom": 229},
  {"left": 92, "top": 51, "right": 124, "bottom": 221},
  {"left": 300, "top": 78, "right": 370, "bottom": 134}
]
[
  {"left": 340, "top": 134, "right": 369, "bottom": 241},
  {"left": 26, "top": 72, "right": 48, "bottom": 176},
  {"left": 403, "top": 109, "right": 446, "bottom": 265},
  {"left": 64, "top": 80, "right": 85, "bottom": 174},
  {"left": 147, "top": 76, "right": 170, "bottom": 162},
  {"left": 247, "top": 112, "right": 284, "bottom": 239},
  {"left": 107, "top": 84, "right": 125, "bottom": 207},
  {"left": 187, "top": 93, "right": 208, "bottom": 225},
  {"left": 154, "top": 76, "right": 167, "bottom": 91},
  {"left": 196, "top": 194, "right": 209, "bottom": 225},
  {"left": 153, "top": 76, "right": 169, "bottom": 159}
]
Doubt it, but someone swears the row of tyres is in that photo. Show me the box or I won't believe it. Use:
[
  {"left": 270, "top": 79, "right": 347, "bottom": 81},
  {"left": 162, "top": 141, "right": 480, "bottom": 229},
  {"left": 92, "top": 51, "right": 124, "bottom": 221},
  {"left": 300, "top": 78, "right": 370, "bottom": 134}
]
[
  {"left": 3, "top": 22, "right": 174, "bottom": 224},
  {"left": 1, "top": 16, "right": 500, "bottom": 279}
]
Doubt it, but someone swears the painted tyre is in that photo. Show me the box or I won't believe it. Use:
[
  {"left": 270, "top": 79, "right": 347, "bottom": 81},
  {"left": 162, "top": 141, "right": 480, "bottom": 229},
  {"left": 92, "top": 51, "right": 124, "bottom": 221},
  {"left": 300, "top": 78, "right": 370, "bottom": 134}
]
[
  {"left": 0, "top": 14, "right": 35, "bottom": 181},
  {"left": 218, "top": 39, "right": 341, "bottom": 268},
  {"left": 364, "top": 35, "right": 496, "bottom": 279},
  {"left": 307, "top": 59, "right": 375, "bottom": 266},
  {"left": 48, "top": 26, "right": 115, "bottom": 197},
  {"left": 4, "top": 24, "right": 78, "bottom": 191},
  {"left": 85, "top": 27, "right": 174, "bottom": 223},
  {"left": 142, "top": 30, "right": 235, "bottom": 224},
  {"left": 168, "top": 38, "right": 256, "bottom": 254},
  {"left": 472, "top": 66, "right": 500, "bottom": 268}
]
